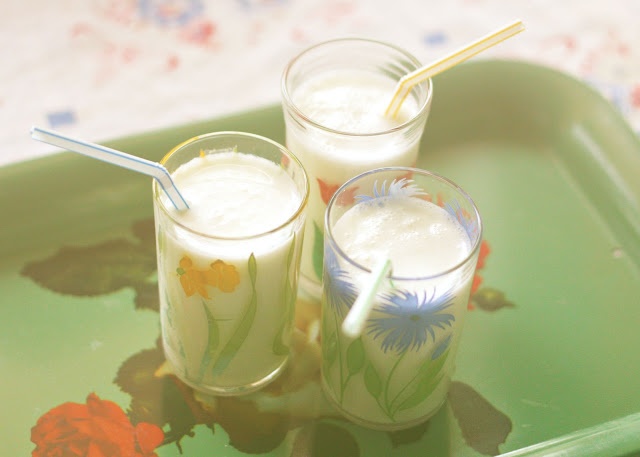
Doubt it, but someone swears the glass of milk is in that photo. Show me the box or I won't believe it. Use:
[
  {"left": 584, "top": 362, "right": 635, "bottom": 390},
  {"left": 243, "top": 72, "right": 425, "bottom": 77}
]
[
  {"left": 153, "top": 132, "right": 308, "bottom": 396},
  {"left": 281, "top": 38, "right": 433, "bottom": 298},
  {"left": 321, "top": 167, "right": 482, "bottom": 430}
]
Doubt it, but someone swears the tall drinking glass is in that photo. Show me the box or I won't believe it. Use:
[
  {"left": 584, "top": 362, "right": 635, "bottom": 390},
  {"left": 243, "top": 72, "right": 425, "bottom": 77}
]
[
  {"left": 281, "top": 38, "right": 433, "bottom": 297},
  {"left": 321, "top": 167, "right": 482, "bottom": 430},
  {"left": 153, "top": 132, "right": 308, "bottom": 396}
]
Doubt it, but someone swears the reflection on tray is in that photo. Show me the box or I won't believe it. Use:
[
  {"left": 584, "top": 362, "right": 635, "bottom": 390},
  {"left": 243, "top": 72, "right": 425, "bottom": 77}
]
[{"left": 22, "top": 218, "right": 515, "bottom": 456}]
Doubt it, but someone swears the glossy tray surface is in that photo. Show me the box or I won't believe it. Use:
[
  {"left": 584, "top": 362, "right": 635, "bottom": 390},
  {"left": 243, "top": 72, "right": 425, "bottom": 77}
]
[{"left": 2, "top": 60, "right": 639, "bottom": 457}]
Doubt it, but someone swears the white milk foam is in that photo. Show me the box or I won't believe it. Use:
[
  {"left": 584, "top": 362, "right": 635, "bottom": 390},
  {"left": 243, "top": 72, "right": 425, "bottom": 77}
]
[
  {"left": 294, "top": 70, "right": 415, "bottom": 134},
  {"left": 167, "top": 152, "right": 300, "bottom": 238},
  {"left": 333, "top": 196, "right": 471, "bottom": 277}
]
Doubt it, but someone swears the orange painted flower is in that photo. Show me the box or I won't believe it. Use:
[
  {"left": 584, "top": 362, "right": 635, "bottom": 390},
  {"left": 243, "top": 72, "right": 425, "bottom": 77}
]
[
  {"left": 177, "top": 256, "right": 240, "bottom": 297},
  {"left": 31, "top": 392, "right": 164, "bottom": 457},
  {"left": 209, "top": 260, "right": 240, "bottom": 293},
  {"left": 177, "top": 256, "right": 210, "bottom": 298}
]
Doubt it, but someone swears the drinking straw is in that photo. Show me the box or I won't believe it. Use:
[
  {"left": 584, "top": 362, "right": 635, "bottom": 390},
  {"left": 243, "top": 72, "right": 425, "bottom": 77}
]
[
  {"left": 341, "top": 258, "right": 392, "bottom": 338},
  {"left": 30, "top": 126, "right": 189, "bottom": 211},
  {"left": 385, "top": 19, "right": 525, "bottom": 118}
]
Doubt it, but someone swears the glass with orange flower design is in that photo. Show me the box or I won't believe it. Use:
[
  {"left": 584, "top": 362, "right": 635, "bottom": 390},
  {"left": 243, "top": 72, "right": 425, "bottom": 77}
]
[
  {"left": 321, "top": 167, "right": 482, "bottom": 430},
  {"left": 281, "top": 38, "right": 433, "bottom": 297},
  {"left": 153, "top": 132, "right": 308, "bottom": 396}
]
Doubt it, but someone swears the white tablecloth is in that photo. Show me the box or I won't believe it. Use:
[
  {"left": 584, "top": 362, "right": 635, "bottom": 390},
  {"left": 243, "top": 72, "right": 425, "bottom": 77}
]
[{"left": 2, "top": 0, "right": 639, "bottom": 166}]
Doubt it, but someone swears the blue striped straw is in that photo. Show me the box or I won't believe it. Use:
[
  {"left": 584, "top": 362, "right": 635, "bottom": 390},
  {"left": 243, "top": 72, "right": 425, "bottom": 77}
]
[{"left": 30, "top": 126, "right": 189, "bottom": 211}]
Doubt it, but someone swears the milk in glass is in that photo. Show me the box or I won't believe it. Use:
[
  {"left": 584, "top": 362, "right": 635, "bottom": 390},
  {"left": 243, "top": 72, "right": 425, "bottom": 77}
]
[
  {"left": 286, "top": 70, "right": 423, "bottom": 290},
  {"left": 322, "top": 175, "right": 481, "bottom": 430},
  {"left": 155, "top": 149, "right": 306, "bottom": 395}
]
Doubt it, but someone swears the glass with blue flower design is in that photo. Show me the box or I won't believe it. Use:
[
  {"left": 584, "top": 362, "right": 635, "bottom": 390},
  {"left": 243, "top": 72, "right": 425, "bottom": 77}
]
[
  {"left": 321, "top": 167, "right": 483, "bottom": 430},
  {"left": 153, "top": 132, "right": 308, "bottom": 396}
]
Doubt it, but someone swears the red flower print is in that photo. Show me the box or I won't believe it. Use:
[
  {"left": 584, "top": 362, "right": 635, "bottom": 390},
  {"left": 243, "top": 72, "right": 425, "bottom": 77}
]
[
  {"left": 476, "top": 239, "right": 491, "bottom": 270},
  {"left": 317, "top": 178, "right": 340, "bottom": 205},
  {"left": 317, "top": 178, "right": 359, "bottom": 206},
  {"left": 335, "top": 186, "right": 358, "bottom": 206},
  {"left": 468, "top": 240, "right": 491, "bottom": 310},
  {"left": 31, "top": 393, "right": 164, "bottom": 457},
  {"left": 471, "top": 274, "right": 483, "bottom": 296},
  {"left": 631, "top": 84, "right": 640, "bottom": 109}
]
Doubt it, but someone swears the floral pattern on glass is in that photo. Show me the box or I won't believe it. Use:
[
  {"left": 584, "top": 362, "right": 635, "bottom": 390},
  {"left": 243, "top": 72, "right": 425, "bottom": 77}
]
[
  {"left": 176, "top": 255, "right": 239, "bottom": 298},
  {"left": 367, "top": 288, "right": 456, "bottom": 354}
]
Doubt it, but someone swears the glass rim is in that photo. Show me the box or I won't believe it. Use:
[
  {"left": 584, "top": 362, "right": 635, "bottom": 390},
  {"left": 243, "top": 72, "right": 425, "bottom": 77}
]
[
  {"left": 281, "top": 37, "right": 434, "bottom": 138},
  {"left": 325, "top": 166, "right": 483, "bottom": 281},
  {"left": 154, "top": 131, "right": 310, "bottom": 241}
]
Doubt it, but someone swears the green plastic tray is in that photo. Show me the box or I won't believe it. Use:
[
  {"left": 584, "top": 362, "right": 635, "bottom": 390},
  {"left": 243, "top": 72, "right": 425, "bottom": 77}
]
[{"left": 2, "top": 59, "right": 639, "bottom": 457}]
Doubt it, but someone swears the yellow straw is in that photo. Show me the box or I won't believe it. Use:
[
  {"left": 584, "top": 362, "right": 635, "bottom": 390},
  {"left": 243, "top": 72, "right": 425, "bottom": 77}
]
[{"left": 385, "top": 19, "right": 526, "bottom": 118}]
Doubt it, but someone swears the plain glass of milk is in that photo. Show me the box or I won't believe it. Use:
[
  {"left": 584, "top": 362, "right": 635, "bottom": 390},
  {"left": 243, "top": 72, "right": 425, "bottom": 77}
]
[
  {"left": 321, "top": 167, "right": 483, "bottom": 430},
  {"left": 153, "top": 132, "right": 308, "bottom": 396},
  {"left": 281, "top": 38, "right": 434, "bottom": 297}
]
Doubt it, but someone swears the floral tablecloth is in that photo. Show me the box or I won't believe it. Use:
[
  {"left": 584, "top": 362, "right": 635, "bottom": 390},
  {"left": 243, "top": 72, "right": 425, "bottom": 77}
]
[{"left": 2, "top": 0, "right": 639, "bottom": 165}]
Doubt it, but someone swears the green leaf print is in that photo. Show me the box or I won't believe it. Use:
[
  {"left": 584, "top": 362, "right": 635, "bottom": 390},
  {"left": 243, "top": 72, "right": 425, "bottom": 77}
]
[
  {"left": 211, "top": 254, "right": 258, "bottom": 377},
  {"left": 323, "top": 331, "right": 338, "bottom": 371},
  {"left": 163, "top": 291, "right": 185, "bottom": 361},
  {"left": 312, "top": 221, "right": 324, "bottom": 280},
  {"left": 272, "top": 238, "right": 296, "bottom": 356},
  {"left": 272, "top": 324, "right": 289, "bottom": 356},
  {"left": 394, "top": 349, "right": 450, "bottom": 414},
  {"left": 364, "top": 363, "right": 383, "bottom": 399},
  {"left": 198, "top": 301, "right": 220, "bottom": 381},
  {"left": 346, "top": 337, "right": 365, "bottom": 376}
]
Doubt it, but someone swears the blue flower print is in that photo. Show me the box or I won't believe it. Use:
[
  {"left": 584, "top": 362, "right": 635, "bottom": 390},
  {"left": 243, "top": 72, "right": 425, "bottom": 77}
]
[
  {"left": 367, "top": 288, "right": 455, "bottom": 354},
  {"left": 323, "top": 244, "right": 357, "bottom": 317},
  {"left": 444, "top": 199, "right": 478, "bottom": 239},
  {"left": 355, "top": 179, "right": 425, "bottom": 204}
]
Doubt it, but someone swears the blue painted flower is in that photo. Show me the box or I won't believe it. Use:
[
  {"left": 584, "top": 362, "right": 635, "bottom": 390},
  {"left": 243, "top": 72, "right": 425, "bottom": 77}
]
[
  {"left": 323, "top": 244, "right": 357, "bottom": 317},
  {"left": 367, "top": 288, "right": 455, "bottom": 354},
  {"left": 444, "top": 198, "right": 478, "bottom": 239},
  {"left": 355, "top": 179, "right": 424, "bottom": 204},
  {"left": 431, "top": 334, "right": 452, "bottom": 360}
]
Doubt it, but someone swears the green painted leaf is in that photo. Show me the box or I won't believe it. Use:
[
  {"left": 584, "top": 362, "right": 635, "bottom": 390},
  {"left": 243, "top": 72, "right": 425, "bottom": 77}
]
[
  {"left": 212, "top": 254, "right": 258, "bottom": 376},
  {"left": 249, "top": 252, "right": 257, "bottom": 282},
  {"left": 473, "top": 287, "right": 516, "bottom": 312},
  {"left": 323, "top": 331, "right": 338, "bottom": 371},
  {"left": 272, "top": 323, "right": 289, "bottom": 356},
  {"left": 364, "top": 363, "right": 383, "bottom": 399},
  {"left": 395, "top": 349, "right": 450, "bottom": 414},
  {"left": 346, "top": 337, "right": 365, "bottom": 375},
  {"left": 115, "top": 342, "right": 202, "bottom": 445},
  {"left": 312, "top": 221, "right": 324, "bottom": 280},
  {"left": 272, "top": 239, "right": 296, "bottom": 356},
  {"left": 199, "top": 301, "right": 220, "bottom": 381},
  {"left": 448, "top": 381, "right": 512, "bottom": 455},
  {"left": 133, "top": 283, "right": 160, "bottom": 312},
  {"left": 283, "top": 237, "right": 296, "bottom": 313},
  {"left": 20, "top": 219, "right": 159, "bottom": 312},
  {"left": 397, "top": 372, "right": 444, "bottom": 414},
  {"left": 21, "top": 238, "right": 156, "bottom": 296}
]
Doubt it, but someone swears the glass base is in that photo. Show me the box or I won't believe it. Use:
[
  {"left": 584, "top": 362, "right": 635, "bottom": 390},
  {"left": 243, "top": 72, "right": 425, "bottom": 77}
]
[
  {"left": 321, "top": 378, "right": 445, "bottom": 431},
  {"left": 166, "top": 355, "right": 290, "bottom": 397}
]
